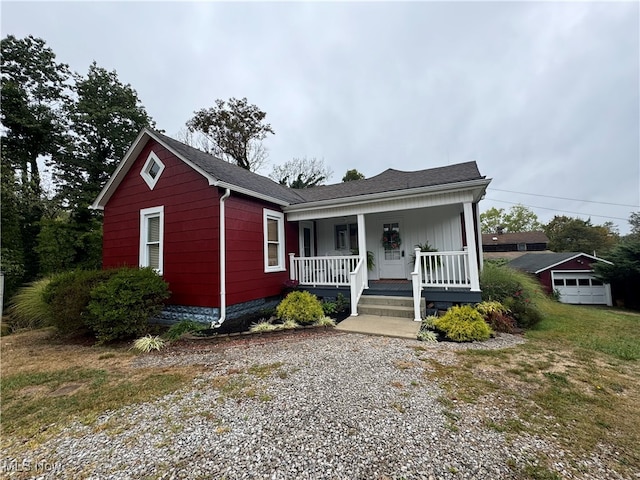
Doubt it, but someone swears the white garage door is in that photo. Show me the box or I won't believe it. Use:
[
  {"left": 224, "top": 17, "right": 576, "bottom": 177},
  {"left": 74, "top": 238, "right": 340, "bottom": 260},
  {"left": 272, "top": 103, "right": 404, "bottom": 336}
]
[{"left": 552, "top": 272, "right": 608, "bottom": 305}]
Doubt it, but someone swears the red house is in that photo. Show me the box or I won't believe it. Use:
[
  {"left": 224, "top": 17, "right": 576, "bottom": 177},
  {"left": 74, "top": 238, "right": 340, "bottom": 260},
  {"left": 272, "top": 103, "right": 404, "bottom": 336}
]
[{"left": 93, "top": 129, "right": 491, "bottom": 324}]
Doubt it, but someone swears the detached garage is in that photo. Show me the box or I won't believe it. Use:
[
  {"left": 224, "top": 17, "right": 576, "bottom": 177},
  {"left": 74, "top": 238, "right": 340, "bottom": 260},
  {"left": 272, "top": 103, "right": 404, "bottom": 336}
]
[{"left": 508, "top": 252, "right": 613, "bottom": 306}]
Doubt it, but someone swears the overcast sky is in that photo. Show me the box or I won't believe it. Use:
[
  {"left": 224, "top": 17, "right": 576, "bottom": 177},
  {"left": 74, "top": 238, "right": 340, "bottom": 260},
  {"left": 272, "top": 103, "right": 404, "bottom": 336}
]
[{"left": 3, "top": 1, "right": 639, "bottom": 233}]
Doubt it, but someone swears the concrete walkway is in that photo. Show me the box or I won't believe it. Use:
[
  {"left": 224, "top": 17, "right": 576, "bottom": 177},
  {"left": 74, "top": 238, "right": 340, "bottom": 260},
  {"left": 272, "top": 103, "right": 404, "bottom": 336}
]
[{"left": 335, "top": 314, "right": 421, "bottom": 340}]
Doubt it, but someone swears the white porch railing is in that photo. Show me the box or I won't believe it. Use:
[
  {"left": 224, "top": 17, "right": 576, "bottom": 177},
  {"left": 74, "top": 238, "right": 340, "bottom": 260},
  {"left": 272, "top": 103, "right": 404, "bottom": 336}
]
[
  {"left": 349, "top": 258, "right": 366, "bottom": 316},
  {"left": 289, "top": 255, "right": 360, "bottom": 287},
  {"left": 418, "top": 250, "right": 472, "bottom": 288},
  {"left": 289, "top": 254, "right": 365, "bottom": 317},
  {"left": 411, "top": 248, "right": 478, "bottom": 321}
]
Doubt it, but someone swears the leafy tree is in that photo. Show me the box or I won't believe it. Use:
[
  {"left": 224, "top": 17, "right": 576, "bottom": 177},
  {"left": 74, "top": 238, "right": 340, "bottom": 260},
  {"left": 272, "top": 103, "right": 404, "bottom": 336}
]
[
  {"left": 544, "top": 215, "right": 618, "bottom": 254},
  {"left": 1, "top": 34, "right": 69, "bottom": 195},
  {"left": 342, "top": 169, "right": 365, "bottom": 182},
  {"left": 629, "top": 211, "right": 640, "bottom": 238},
  {"left": 480, "top": 205, "right": 542, "bottom": 233},
  {"left": 1, "top": 35, "right": 70, "bottom": 284},
  {"left": 52, "top": 62, "right": 155, "bottom": 214},
  {"left": 271, "top": 157, "right": 333, "bottom": 189},
  {"left": 186, "top": 97, "right": 273, "bottom": 171},
  {"left": 594, "top": 238, "right": 640, "bottom": 310}
]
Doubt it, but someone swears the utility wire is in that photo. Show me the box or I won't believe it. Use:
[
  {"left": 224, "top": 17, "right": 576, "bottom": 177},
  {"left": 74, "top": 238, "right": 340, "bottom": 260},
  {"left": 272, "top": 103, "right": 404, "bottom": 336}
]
[
  {"left": 488, "top": 188, "right": 639, "bottom": 208},
  {"left": 484, "top": 198, "right": 630, "bottom": 222}
]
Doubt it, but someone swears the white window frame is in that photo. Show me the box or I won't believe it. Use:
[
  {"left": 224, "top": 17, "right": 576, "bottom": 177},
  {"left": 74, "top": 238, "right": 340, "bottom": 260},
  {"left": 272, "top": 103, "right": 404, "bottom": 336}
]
[
  {"left": 263, "top": 208, "right": 286, "bottom": 273},
  {"left": 139, "top": 206, "right": 164, "bottom": 274},
  {"left": 141, "top": 151, "right": 165, "bottom": 190}
]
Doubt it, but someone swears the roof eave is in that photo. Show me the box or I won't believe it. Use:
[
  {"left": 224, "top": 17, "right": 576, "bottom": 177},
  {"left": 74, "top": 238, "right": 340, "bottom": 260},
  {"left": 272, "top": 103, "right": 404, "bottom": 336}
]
[
  {"left": 533, "top": 253, "right": 613, "bottom": 274},
  {"left": 284, "top": 177, "right": 491, "bottom": 213}
]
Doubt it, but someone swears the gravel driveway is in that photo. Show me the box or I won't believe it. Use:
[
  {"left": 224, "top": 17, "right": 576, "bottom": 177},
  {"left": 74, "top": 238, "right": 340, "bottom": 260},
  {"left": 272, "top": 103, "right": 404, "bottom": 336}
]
[{"left": 7, "top": 331, "right": 628, "bottom": 480}]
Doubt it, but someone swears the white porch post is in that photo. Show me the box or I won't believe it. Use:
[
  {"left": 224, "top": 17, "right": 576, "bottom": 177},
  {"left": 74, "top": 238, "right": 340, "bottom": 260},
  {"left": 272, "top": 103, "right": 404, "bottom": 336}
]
[
  {"left": 474, "top": 202, "right": 484, "bottom": 271},
  {"left": 357, "top": 213, "right": 368, "bottom": 288},
  {"left": 463, "top": 202, "right": 480, "bottom": 291},
  {"left": 289, "top": 253, "right": 296, "bottom": 281}
]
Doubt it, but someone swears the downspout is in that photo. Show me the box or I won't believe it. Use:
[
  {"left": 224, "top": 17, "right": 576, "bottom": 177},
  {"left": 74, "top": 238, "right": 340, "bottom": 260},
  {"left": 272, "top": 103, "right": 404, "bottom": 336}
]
[{"left": 214, "top": 188, "right": 231, "bottom": 328}]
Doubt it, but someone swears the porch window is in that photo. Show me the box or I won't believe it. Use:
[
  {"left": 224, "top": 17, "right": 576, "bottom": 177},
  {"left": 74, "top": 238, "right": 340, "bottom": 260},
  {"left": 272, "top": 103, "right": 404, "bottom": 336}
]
[
  {"left": 264, "top": 209, "right": 285, "bottom": 272},
  {"left": 335, "top": 223, "right": 358, "bottom": 251},
  {"left": 139, "top": 206, "right": 164, "bottom": 273}
]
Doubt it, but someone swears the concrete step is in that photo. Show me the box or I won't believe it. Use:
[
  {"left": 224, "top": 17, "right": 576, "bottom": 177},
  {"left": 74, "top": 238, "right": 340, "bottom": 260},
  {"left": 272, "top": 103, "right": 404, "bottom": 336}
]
[
  {"left": 357, "top": 304, "right": 416, "bottom": 319},
  {"left": 359, "top": 295, "right": 423, "bottom": 308}
]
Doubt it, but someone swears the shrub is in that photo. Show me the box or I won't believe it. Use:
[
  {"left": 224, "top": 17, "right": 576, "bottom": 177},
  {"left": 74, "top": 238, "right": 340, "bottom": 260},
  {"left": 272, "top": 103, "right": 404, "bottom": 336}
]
[
  {"left": 475, "top": 301, "right": 516, "bottom": 333},
  {"left": 6, "top": 277, "right": 55, "bottom": 331},
  {"left": 44, "top": 269, "right": 118, "bottom": 335},
  {"left": 480, "top": 262, "right": 546, "bottom": 329},
  {"left": 281, "top": 319, "right": 300, "bottom": 329},
  {"left": 335, "top": 293, "right": 349, "bottom": 312},
  {"left": 164, "top": 320, "right": 208, "bottom": 340},
  {"left": 321, "top": 300, "right": 337, "bottom": 315},
  {"left": 133, "top": 335, "right": 165, "bottom": 353},
  {"left": 314, "top": 316, "right": 336, "bottom": 327},
  {"left": 276, "top": 291, "right": 324, "bottom": 325},
  {"left": 250, "top": 321, "right": 278, "bottom": 333},
  {"left": 421, "top": 315, "right": 439, "bottom": 330},
  {"left": 417, "top": 330, "right": 438, "bottom": 342},
  {"left": 433, "top": 305, "right": 492, "bottom": 342},
  {"left": 86, "top": 268, "right": 170, "bottom": 343}
]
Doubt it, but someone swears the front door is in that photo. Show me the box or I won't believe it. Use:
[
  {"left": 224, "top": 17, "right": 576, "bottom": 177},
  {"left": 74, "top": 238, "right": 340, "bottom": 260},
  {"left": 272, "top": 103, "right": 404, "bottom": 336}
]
[
  {"left": 379, "top": 221, "right": 405, "bottom": 279},
  {"left": 300, "top": 221, "right": 315, "bottom": 257}
]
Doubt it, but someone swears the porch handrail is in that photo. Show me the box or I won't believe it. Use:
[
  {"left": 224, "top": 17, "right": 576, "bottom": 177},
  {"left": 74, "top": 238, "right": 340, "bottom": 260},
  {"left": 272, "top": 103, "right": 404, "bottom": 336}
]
[
  {"left": 289, "top": 255, "right": 360, "bottom": 287},
  {"left": 418, "top": 250, "right": 471, "bottom": 288},
  {"left": 411, "top": 248, "right": 422, "bottom": 321},
  {"left": 349, "top": 258, "right": 366, "bottom": 316}
]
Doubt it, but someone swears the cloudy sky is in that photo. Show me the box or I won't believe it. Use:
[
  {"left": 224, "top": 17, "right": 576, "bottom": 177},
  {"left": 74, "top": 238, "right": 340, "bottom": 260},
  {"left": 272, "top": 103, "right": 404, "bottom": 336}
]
[{"left": 3, "top": 1, "right": 639, "bottom": 233}]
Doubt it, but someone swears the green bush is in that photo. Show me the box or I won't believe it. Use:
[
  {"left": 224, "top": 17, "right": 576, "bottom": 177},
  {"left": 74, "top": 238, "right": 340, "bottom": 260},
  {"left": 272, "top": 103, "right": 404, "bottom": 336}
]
[
  {"left": 6, "top": 277, "right": 55, "bottom": 331},
  {"left": 164, "top": 320, "right": 207, "bottom": 340},
  {"left": 475, "top": 301, "right": 516, "bottom": 333},
  {"left": 433, "top": 305, "right": 492, "bottom": 342},
  {"left": 276, "top": 291, "right": 324, "bottom": 325},
  {"left": 480, "top": 262, "right": 546, "bottom": 329},
  {"left": 321, "top": 300, "right": 337, "bottom": 315},
  {"left": 86, "top": 268, "right": 170, "bottom": 343},
  {"left": 44, "top": 269, "right": 118, "bottom": 335}
]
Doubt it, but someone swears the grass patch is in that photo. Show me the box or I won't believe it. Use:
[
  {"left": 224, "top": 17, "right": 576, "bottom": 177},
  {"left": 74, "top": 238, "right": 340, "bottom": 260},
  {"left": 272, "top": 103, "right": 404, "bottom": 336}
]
[
  {"left": 422, "top": 303, "right": 640, "bottom": 477},
  {"left": 0, "top": 328, "right": 200, "bottom": 450}
]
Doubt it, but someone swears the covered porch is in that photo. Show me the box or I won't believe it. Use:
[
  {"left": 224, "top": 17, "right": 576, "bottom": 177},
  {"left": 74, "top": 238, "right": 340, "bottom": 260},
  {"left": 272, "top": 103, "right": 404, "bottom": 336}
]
[{"left": 286, "top": 202, "right": 484, "bottom": 321}]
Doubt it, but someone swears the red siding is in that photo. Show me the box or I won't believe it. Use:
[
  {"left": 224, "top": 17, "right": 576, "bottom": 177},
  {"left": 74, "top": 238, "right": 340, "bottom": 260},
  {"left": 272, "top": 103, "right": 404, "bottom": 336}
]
[
  {"left": 225, "top": 195, "right": 299, "bottom": 305},
  {"left": 103, "top": 140, "right": 220, "bottom": 307},
  {"left": 103, "top": 138, "right": 301, "bottom": 309}
]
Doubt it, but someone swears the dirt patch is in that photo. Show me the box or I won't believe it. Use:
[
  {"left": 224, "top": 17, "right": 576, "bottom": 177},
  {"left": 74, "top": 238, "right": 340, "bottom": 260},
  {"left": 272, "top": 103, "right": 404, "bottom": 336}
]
[{"left": 50, "top": 383, "right": 84, "bottom": 397}]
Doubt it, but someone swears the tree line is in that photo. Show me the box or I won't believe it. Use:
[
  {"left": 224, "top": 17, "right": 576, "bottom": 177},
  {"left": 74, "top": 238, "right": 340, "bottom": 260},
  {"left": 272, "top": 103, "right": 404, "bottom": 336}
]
[{"left": 0, "top": 35, "right": 365, "bottom": 303}]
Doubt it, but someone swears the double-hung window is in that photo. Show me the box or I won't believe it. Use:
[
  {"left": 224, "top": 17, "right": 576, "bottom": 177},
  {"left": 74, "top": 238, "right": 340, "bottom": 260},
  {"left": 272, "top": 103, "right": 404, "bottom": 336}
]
[
  {"left": 264, "top": 209, "right": 285, "bottom": 272},
  {"left": 140, "top": 206, "right": 164, "bottom": 273}
]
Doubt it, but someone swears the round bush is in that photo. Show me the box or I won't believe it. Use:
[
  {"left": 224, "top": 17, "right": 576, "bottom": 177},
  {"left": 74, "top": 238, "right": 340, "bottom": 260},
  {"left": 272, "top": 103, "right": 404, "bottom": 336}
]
[
  {"left": 44, "top": 269, "right": 119, "bottom": 335},
  {"left": 86, "top": 268, "right": 170, "bottom": 343},
  {"left": 276, "top": 291, "right": 324, "bottom": 325},
  {"left": 433, "top": 305, "right": 492, "bottom": 342},
  {"left": 475, "top": 301, "right": 516, "bottom": 333}
]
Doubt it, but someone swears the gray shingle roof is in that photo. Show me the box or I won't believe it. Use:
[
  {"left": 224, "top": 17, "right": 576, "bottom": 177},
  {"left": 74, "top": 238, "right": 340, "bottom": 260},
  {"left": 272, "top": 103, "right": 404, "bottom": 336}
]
[
  {"left": 153, "top": 131, "right": 484, "bottom": 206},
  {"left": 508, "top": 252, "right": 581, "bottom": 273},
  {"left": 482, "top": 231, "right": 549, "bottom": 245},
  {"left": 154, "top": 131, "right": 305, "bottom": 204},
  {"left": 294, "top": 162, "right": 484, "bottom": 203}
]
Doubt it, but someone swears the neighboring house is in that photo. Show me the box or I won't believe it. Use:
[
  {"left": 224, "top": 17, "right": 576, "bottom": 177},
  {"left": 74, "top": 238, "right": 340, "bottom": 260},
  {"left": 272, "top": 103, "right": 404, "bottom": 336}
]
[
  {"left": 508, "top": 252, "right": 613, "bottom": 306},
  {"left": 92, "top": 129, "right": 491, "bottom": 324},
  {"left": 482, "top": 231, "right": 549, "bottom": 261}
]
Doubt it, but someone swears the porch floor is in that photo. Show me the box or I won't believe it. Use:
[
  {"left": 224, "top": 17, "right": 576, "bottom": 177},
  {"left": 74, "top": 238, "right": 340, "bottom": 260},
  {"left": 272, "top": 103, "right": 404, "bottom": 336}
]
[{"left": 335, "top": 314, "right": 420, "bottom": 340}]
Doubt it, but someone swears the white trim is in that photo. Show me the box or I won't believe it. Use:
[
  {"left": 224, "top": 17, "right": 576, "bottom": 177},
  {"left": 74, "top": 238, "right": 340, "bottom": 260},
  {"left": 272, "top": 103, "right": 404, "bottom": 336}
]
[
  {"left": 218, "top": 189, "right": 231, "bottom": 326},
  {"left": 534, "top": 253, "right": 613, "bottom": 274},
  {"left": 263, "top": 208, "right": 286, "bottom": 272},
  {"left": 140, "top": 151, "right": 165, "bottom": 190},
  {"left": 139, "top": 206, "right": 164, "bottom": 274}
]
